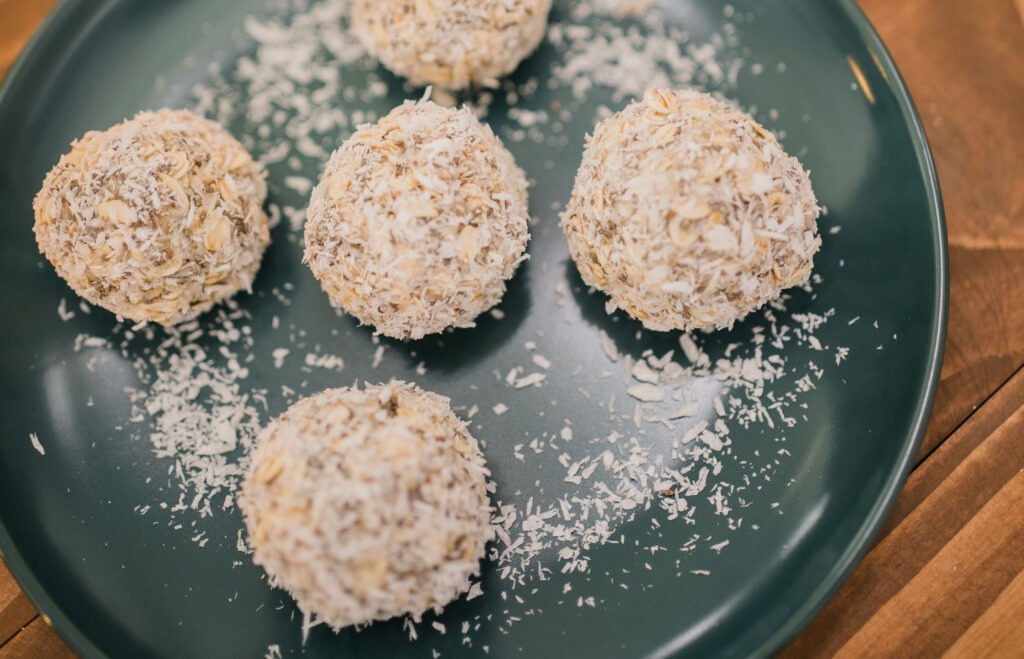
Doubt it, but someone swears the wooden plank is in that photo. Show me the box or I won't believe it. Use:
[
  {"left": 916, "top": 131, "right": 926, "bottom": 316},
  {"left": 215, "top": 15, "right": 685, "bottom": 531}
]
[
  {"left": 0, "top": 561, "right": 36, "bottom": 648},
  {"left": 0, "top": 0, "right": 58, "bottom": 80},
  {"left": 836, "top": 469, "right": 1024, "bottom": 656},
  {"left": 856, "top": 0, "right": 1024, "bottom": 460},
  {"left": 0, "top": 617, "right": 75, "bottom": 659},
  {"left": 782, "top": 374, "right": 1024, "bottom": 656},
  {"left": 944, "top": 567, "right": 1024, "bottom": 659},
  {"left": 877, "top": 366, "right": 1024, "bottom": 541}
]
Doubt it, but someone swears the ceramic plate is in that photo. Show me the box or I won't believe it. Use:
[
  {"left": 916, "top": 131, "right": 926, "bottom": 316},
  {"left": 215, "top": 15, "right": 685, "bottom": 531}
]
[{"left": 0, "top": 1, "right": 945, "bottom": 657}]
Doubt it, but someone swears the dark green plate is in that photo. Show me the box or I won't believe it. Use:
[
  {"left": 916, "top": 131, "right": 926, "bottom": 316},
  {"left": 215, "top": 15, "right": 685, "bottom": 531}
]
[{"left": 0, "top": 1, "right": 945, "bottom": 657}]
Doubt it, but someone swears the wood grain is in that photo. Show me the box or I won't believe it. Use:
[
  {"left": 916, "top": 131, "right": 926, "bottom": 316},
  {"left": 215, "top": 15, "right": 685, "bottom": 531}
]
[
  {"left": 783, "top": 367, "right": 1024, "bottom": 657},
  {"left": 840, "top": 473, "right": 1024, "bottom": 656},
  {"left": 0, "top": 617, "right": 75, "bottom": 659},
  {"left": 0, "top": 562, "right": 36, "bottom": 647},
  {"left": 945, "top": 567, "right": 1024, "bottom": 659},
  {"left": 0, "top": 0, "right": 58, "bottom": 80},
  {"left": 876, "top": 365, "right": 1024, "bottom": 542}
]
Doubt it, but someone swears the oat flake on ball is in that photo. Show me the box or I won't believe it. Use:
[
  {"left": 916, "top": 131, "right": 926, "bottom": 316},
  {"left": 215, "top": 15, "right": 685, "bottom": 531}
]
[
  {"left": 351, "top": 0, "right": 552, "bottom": 90},
  {"left": 304, "top": 98, "right": 530, "bottom": 340},
  {"left": 562, "top": 89, "right": 822, "bottom": 332},
  {"left": 33, "top": 109, "right": 270, "bottom": 326},
  {"left": 239, "top": 381, "right": 493, "bottom": 632}
]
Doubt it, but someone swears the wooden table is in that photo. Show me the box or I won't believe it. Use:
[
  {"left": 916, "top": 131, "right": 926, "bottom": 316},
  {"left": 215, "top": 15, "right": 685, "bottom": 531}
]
[{"left": 2, "top": 0, "right": 1022, "bottom": 656}]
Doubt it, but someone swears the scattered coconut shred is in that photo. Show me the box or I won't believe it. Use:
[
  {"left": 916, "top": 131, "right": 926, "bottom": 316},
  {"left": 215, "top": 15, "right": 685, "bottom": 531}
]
[{"left": 59, "top": 0, "right": 856, "bottom": 649}]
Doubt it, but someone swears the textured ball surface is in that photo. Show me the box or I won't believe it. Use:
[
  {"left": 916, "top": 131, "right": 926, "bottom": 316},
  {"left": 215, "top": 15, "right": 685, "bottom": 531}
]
[
  {"left": 561, "top": 89, "right": 821, "bottom": 331},
  {"left": 352, "top": 0, "right": 552, "bottom": 90},
  {"left": 239, "top": 381, "right": 493, "bottom": 631},
  {"left": 33, "top": 109, "right": 269, "bottom": 326},
  {"left": 304, "top": 99, "right": 530, "bottom": 340}
]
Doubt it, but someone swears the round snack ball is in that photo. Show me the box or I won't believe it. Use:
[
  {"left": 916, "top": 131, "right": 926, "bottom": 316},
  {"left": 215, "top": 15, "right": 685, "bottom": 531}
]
[
  {"left": 239, "top": 381, "right": 493, "bottom": 631},
  {"left": 304, "top": 99, "right": 530, "bottom": 340},
  {"left": 561, "top": 89, "right": 821, "bottom": 332},
  {"left": 33, "top": 109, "right": 269, "bottom": 326},
  {"left": 351, "top": 0, "right": 552, "bottom": 90}
]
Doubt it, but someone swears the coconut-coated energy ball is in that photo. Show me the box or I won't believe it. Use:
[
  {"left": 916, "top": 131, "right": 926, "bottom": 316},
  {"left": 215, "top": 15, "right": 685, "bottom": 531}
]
[
  {"left": 351, "top": 0, "right": 552, "bottom": 90},
  {"left": 239, "top": 381, "right": 493, "bottom": 631},
  {"left": 561, "top": 89, "right": 821, "bottom": 332},
  {"left": 304, "top": 98, "right": 530, "bottom": 340},
  {"left": 33, "top": 109, "right": 269, "bottom": 326}
]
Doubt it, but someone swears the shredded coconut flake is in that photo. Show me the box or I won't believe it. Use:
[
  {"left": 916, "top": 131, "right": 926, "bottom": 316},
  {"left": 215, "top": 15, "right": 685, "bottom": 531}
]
[{"left": 29, "top": 433, "right": 45, "bottom": 456}]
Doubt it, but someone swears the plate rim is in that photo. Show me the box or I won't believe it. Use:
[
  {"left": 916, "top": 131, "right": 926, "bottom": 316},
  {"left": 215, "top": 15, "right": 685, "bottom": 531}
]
[
  {"left": 1, "top": 4, "right": 128, "bottom": 656},
  {"left": 743, "top": 0, "right": 948, "bottom": 655},
  {"left": 0, "top": 1, "right": 949, "bottom": 657}
]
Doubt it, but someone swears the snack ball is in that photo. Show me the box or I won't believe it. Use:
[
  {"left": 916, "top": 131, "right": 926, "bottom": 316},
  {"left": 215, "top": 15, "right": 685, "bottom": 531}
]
[
  {"left": 239, "top": 381, "right": 493, "bottom": 630},
  {"left": 304, "top": 99, "right": 530, "bottom": 340},
  {"left": 352, "top": 0, "right": 552, "bottom": 89},
  {"left": 33, "top": 109, "right": 269, "bottom": 326},
  {"left": 561, "top": 89, "right": 821, "bottom": 331}
]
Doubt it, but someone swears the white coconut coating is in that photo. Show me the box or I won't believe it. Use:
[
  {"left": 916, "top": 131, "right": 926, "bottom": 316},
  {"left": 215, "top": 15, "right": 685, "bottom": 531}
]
[
  {"left": 561, "top": 89, "right": 821, "bottom": 331},
  {"left": 304, "top": 99, "right": 530, "bottom": 340},
  {"left": 239, "top": 381, "right": 493, "bottom": 631},
  {"left": 352, "top": 0, "right": 552, "bottom": 90},
  {"left": 33, "top": 109, "right": 269, "bottom": 326}
]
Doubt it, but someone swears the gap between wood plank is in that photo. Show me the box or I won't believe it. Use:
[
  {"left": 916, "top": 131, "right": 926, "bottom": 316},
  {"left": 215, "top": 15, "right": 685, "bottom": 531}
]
[
  {"left": 888, "top": 363, "right": 1024, "bottom": 543},
  {"left": 0, "top": 559, "right": 40, "bottom": 650},
  {"left": 0, "top": 612, "right": 38, "bottom": 652},
  {"left": 834, "top": 470, "right": 1024, "bottom": 657},
  {"left": 912, "top": 361, "right": 1024, "bottom": 474},
  {"left": 782, "top": 367, "right": 1024, "bottom": 657},
  {"left": 0, "top": 616, "right": 74, "bottom": 659}
]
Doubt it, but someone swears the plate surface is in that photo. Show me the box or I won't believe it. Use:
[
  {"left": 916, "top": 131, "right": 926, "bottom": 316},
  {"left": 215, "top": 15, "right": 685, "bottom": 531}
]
[{"left": 0, "top": 1, "right": 945, "bottom": 658}]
